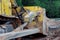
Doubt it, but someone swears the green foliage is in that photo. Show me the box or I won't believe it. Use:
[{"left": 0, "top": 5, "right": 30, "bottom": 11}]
[
  {"left": 22, "top": 0, "right": 36, "bottom": 6},
  {"left": 16, "top": 0, "right": 60, "bottom": 18},
  {"left": 16, "top": 0, "right": 22, "bottom": 6}
]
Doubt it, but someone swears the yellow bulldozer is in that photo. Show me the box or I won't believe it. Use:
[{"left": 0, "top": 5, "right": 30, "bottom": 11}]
[
  {"left": 0, "top": 0, "right": 46, "bottom": 40},
  {"left": 0, "top": 0, "right": 44, "bottom": 28}
]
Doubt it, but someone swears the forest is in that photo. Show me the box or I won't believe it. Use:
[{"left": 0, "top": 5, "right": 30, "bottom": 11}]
[{"left": 16, "top": 0, "right": 60, "bottom": 18}]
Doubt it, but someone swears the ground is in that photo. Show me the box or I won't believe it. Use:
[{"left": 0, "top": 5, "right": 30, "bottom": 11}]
[{"left": 21, "top": 30, "right": 60, "bottom": 40}]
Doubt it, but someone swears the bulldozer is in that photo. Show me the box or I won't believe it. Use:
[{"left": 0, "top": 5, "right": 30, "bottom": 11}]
[
  {"left": 0, "top": 0, "right": 47, "bottom": 40},
  {"left": 0, "top": 0, "right": 44, "bottom": 31}
]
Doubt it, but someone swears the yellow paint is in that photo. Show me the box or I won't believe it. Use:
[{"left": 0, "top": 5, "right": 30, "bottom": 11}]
[
  {"left": 24, "top": 6, "right": 43, "bottom": 22},
  {"left": 0, "top": 0, "right": 2, "bottom": 14},
  {"left": 24, "top": 6, "right": 42, "bottom": 12},
  {"left": 0, "top": 0, "right": 12, "bottom": 16},
  {"left": 0, "top": 0, "right": 43, "bottom": 22},
  {"left": 0, "top": 2, "right": 1, "bottom": 14},
  {"left": 16, "top": 7, "right": 21, "bottom": 13}
]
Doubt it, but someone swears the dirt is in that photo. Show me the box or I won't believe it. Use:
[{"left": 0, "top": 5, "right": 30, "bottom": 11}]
[{"left": 22, "top": 30, "right": 60, "bottom": 40}]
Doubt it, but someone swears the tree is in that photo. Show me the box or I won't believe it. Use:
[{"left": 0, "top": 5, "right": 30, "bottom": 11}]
[{"left": 22, "top": 0, "right": 36, "bottom": 6}]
